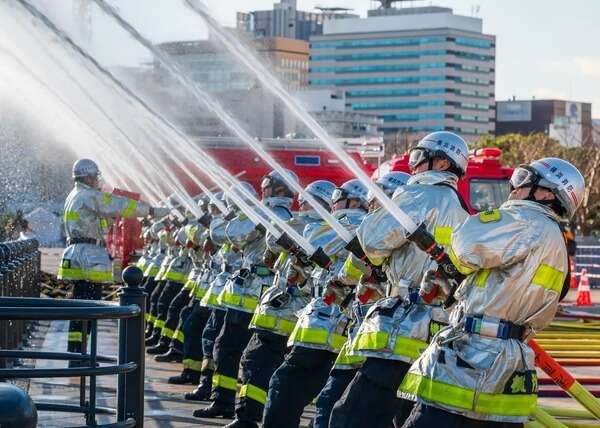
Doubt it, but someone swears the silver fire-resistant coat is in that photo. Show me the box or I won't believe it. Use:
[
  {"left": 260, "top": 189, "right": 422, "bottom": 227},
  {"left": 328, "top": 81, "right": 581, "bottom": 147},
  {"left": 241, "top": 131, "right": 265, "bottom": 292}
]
[
  {"left": 400, "top": 200, "right": 568, "bottom": 423},
  {"left": 58, "top": 182, "right": 151, "bottom": 283},
  {"left": 250, "top": 210, "right": 321, "bottom": 336},
  {"left": 349, "top": 171, "right": 468, "bottom": 363},
  {"left": 200, "top": 216, "right": 240, "bottom": 310},
  {"left": 182, "top": 221, "right": 207, "bottom": 295},
  {"left": 287, "top": 208, "right": 366, "bottom": 353},
  {"left": 218, "top": 197, "right": 293, "bottom": 314},
  {"left": 162, "top": 227, "right": 193, "bottom": 284},
  {"left": 143, "top": 222, "right": 169, "bottom": 278}
]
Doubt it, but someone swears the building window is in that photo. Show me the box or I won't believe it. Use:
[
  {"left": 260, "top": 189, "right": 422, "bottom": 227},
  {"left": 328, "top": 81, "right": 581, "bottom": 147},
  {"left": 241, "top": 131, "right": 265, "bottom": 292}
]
[
  {"left": 310, "top": 36, "right": 447, "bottom": 50},
  {"left": 454, "top": 37, "right": 495, "bottom": 49},
  {"left": 310, "top": 75, "right": 446, "bottom": 86},
  {"left": 346, "top": 88, "right": 446, "bottom": 98},
  {"left": 295, "top": 155, "right": 321, "bottom": 166},
  {"left": 310, "top": 50, "right": 494, "bottom": 63},
  {"left": 310, "top": 62, "right": 446, "bottom": 74},
  {"left": 380, "top": 113, "right": 445, "bottom": 121},
  {"left": 351, "top": 100, "right": 446, "bottom": 110}
]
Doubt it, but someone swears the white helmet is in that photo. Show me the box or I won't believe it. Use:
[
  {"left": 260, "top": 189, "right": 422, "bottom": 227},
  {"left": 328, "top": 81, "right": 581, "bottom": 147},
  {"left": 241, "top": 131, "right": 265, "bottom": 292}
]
[
  {"left": 332, "top": 179, "right": 369, "bottom": 210},
  {"left": 226, "top": 181, "right": 257, "bottom": 209},
  {"left": 300, "top": 180, "right": 336, "bottom": 209},
  {"left": 510, "top": 157, "right": 585, "bottom": 219},
  {"left": 369, "top": 171, "right": 410, "bottom": 201},
  {"left": 208, "top": 192, "right": 225, "bottom": 208},
  {"left": 72, "top": 158, "right": 100, "bottom": 179},
  {"left": 408, "top": 131, "right": 469, "bottom": 176},
  {"left": 261, "top": 169, "right": 299, "bottom": 198}
]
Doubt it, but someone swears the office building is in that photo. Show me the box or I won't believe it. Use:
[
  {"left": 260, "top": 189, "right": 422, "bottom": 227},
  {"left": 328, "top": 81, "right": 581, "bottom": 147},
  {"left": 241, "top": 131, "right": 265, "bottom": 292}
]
[
  {"left": 237, "top": 0, "right": 356, "bottom": 42},
  {"left": 309, "top": 5, "right": 496, "bottom": 141},
  {"left": 496, "top": 99, "right": 593, "bottom": 147}
]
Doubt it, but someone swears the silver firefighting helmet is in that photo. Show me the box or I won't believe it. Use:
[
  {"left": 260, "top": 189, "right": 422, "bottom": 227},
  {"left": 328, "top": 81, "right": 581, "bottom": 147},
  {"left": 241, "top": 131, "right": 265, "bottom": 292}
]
[
  {"left": 299, "top": 180, "right": 336, "bottom": 210},
  {"left": 408, "top": 131, "right": 469, "bottom": 176},
  {"left": 208, "top": 192, "right": 225, "bottom": 210},
  {"left": 72, "top": 158, "right": 100, "bottom": 179},
  {"left": 261, "top": 169, "right": 299, "bottom": 198},
  {"left": 196, "top": 195, "right": 210, "bottom": 212},
  {"left": 225, "top": 181, "right": 257, "bottom": 209},
  {"left": 368, "top": 171, "right": 410, "bottom": 202},
  {"left": 510, "top": 157, "right": 585, "bottom": 219},
  {"left": 332, "top": 179, "right": 369, "bottom": 210}
]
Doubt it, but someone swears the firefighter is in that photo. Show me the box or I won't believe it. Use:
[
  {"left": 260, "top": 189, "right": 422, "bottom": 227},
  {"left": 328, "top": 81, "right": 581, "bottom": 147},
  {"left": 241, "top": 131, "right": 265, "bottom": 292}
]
[
  {"left": 400, "top": 158, "right": 584, "bottom": 428},
  {"left": 225, "top": 180, "right": 336, "bottom": 428},
  {"left": 185, "top": 197, "right": 240, "bottom": 401},
  {"left": 262, "top": 179, "right": 368, "bottom": 428},
  {"left": 329, "top": 132, "right": 470, "bottom": 428},
  {"left": 314, "top": 172, "right": 409, "bottom": 428},
  {"left": 142, "top": 219, "right": 169, "bottom": 330},
  {"left": 146, "top": 225, "right": 194, "bottom": 355},
  {"left": 58, "top": 158, "right": 168, "bottom": 356},
  {"left": 145, "top": 224, "right": 176, "bottom": 340},
  {"left": 154, "top": 204, "right": 209, "bottom": 363},
  {"left": 194, "top": 173, "right": 297, "bottom": 419},
  {"left": 167, "top": 196, "right": 223, "bottom": 384}
]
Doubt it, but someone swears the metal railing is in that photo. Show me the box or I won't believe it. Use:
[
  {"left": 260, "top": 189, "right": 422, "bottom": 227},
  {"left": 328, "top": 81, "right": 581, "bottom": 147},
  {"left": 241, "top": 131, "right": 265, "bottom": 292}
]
[
  {"left": 0, "top": 239, "right": 41, "bottom": 357},
  {"left": 0, "top": 240, "right": 146, "bottom": 428}
]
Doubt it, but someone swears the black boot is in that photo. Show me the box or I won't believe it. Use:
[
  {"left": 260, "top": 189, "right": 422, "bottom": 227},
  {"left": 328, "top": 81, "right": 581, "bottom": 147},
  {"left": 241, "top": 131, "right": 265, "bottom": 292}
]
[
  {"left": 224, "top": 419, "right": 258, "bottom": 428},
  {"left": 145, "top": 326, "right": 154, "bottom": 339},
  {"left": 184, "top": 383, "right": 212, "bottom": 401},
  {"left": 155, "top": 349, "right": 183, "bottom": 363},
  {"left": 145, "top": 333, "right": 160, "bottom": 347},
  {"left": 146, "top": 343, "right": 169, "bottom": 355},
  {"left": 193, "top": 402, "right": 234, "bottom": 418},
  {"left": 168, "top": 369, "right": 200, "bottom": 385}
]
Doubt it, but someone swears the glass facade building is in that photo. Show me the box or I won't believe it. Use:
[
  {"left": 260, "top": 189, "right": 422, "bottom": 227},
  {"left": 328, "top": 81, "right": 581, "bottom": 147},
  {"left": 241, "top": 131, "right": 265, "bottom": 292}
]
[{"left": 308, "top": 6, "right": 496, "bottom": 141}]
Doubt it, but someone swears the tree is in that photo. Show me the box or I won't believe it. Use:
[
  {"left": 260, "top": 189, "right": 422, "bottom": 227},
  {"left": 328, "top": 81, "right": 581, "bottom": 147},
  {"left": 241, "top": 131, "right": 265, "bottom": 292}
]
[{"left": 472, "top": 133, "right": 600, "bottom": 235}]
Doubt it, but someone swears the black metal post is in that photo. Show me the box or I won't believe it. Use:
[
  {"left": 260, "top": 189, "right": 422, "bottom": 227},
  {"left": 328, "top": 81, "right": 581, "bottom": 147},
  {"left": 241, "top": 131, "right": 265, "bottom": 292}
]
[{"left": 117, "top": 266, "right": 145, "bottom": 427}]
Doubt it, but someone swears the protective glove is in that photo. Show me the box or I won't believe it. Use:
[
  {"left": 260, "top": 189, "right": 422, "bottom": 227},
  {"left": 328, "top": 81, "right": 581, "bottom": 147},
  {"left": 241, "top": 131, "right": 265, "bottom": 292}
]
[
  {"left": 419, "top": 270, "right": 451, "bottom": 304},
  {"left": 150, "top": 206, "right": 170, "bottom": 219}
]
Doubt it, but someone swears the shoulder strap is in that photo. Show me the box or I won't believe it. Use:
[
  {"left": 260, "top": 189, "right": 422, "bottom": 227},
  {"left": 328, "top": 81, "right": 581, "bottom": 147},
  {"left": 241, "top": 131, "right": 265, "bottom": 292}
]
[{"left": 434, "top": 183, "right": 470, "bottom": 213}]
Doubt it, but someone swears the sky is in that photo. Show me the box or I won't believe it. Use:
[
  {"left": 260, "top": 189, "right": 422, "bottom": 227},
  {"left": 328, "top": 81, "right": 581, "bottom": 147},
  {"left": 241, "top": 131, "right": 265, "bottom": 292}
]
[{"left": 45, "top": 0, "right": 600, "bottom": 117}]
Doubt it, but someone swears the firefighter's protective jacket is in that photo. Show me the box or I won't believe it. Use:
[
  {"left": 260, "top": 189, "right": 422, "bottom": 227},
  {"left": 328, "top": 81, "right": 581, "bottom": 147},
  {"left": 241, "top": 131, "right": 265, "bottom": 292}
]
[
  {"left": 218, "top": 197, "right": 293, "bottom": 314},
  {"left": 349, "top": 171, "right": 468, "bottom": 363},
  {"left": 287, "top": 208, "right": 365, "bottom": 353},
  {"left": 250, "top": 209, "right": 321, "bottom": 336},
  {"left": 400, "top": 200, "right": 567, "bottom": 423},
  {"left": 58, "top": 182, "right": 150, "bottom": 283}
]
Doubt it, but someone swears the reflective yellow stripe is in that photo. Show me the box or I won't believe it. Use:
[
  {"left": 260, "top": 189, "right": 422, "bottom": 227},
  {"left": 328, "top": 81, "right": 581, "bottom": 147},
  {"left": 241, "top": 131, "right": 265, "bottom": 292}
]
[
  {"left": 473, "top": 269, "right": 491, "bottom": 288},
  {"left": 212, "top": 374, "right": 237, "bottom": 391},
  {"left": 291, "top": 327, "right": 328, "bottom": 345},
  {"left": 187, "top": 225, "right": 199, "bottom": 242},
  {"left": 401, "top": 373, "right": 536, "bottom": 417},
  {"left": 252, "top": 314, "right": 296, "bottom": 335},
  {"left": 154, "top": 319, "right": 165, "bottom": 329},
  {"left": 184, "top": 279, "right": 195, "bottom": 290},
  {"left": 57, "top": 267, "right": 113, "bottom": 282},
  {"left": 478, "top": 209, "right": 502, "bottom": 223},
  {"left": 99, "top": 218, "right": 109, "bottom": 230},
  {"left": 344, "top": 256, "right": 364, "bottom": 281},
  {"left": 162, "top": 327, "right": 175, "bottom": 339},
  {"left": 147, "top": 314, "right": 156, "bottom": 324},
  {"left": 145, "top": 266, "right": 160, "bottom": 277},
  {"left": 448, "top": 247, "right": 475, "bottom": 275},
  {"left": 195, "top": 287, "right": 207, "bottom": 299},
  {"left": 183, "top": 358, "right": 203, "bottom": 372},
  {"left": 173, "top": 329, "right": 185, "bottom": 343},
  {"left": 68, "top": 331, "right": 83, "bottom": 343},
  {"left": 434, "top": 226, "right": 453, "bottom": 246},
  {"left": 202, "top": 293, "right": 220, "bottom": 307},
  {"left": 276, "top": 251, "right": 288, "bottom": 265},
  {"left": 165, "top": 271, "right": 186, "bottom": 282},
  {"left": 335, "top": 342, "right": 366, "bottom": 366},
  {"left": 144, "top": 313, "right": 152, "bottom": 322},
  {"left": 64, "top": 210, "right": 80, "bottom": 222},
  {"left": 121, "top": 199, "right": 138, "bottom": 218},
  {"left": 332, "top": 334, "right": 347, "bottom": 351},
  {"left": 240, "top": 384, "right": 268, "bottom": 405},
  {"left": 220, "top": 292, "right": 258, "bottom": 311},
  {"left": 353, "top": 331, "right": 389, "bottom": 351},
  {"left": 102, "top": 193, "right": 113, "bottom": 205},
  {"left": 531, "top": 264, "right": 564, "bottom": 294},
  {"left": 393, "top": 337, "right": 428, "bottom": 360}
]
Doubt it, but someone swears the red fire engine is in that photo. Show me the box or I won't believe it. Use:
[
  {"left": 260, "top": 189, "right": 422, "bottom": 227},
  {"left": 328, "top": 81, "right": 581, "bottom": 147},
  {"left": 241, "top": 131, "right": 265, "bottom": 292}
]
[{"left": 109, "top": 141, "right": 513, "bottom": 267}]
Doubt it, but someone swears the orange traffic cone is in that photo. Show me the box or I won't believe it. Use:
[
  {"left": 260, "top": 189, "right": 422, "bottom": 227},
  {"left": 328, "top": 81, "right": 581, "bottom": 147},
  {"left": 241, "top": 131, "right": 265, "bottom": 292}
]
[
  {"left": 570, "top": 258, "right": 578, "bottom": 289},
  {"left": 576, "top": 269, "right": 592, "bottom": 306}
]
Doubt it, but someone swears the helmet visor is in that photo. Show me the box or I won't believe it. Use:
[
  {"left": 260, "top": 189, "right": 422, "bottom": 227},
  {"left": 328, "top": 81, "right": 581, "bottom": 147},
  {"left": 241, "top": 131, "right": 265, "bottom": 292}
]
[
  {"left": 331, "top": 188, "right": 349, "bottom": 205},
  {"left": 510, "top": 166, "right": 539, "bottom": 189},
  {"left": 408, "top": 148, "right": 430, "bottom": 170}
]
